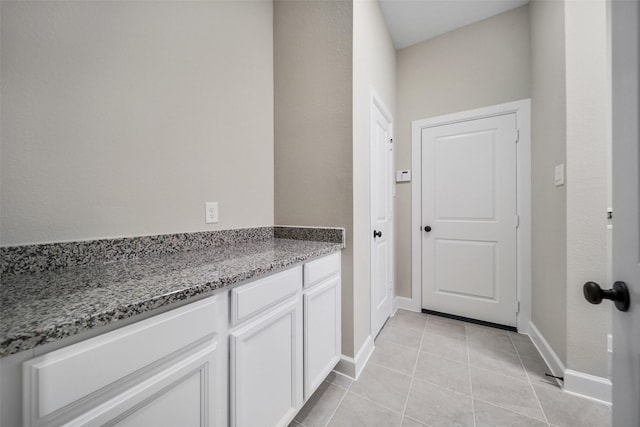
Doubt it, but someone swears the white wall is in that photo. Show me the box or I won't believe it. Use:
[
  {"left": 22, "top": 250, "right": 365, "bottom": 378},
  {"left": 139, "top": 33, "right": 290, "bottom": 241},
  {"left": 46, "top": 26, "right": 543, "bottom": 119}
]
[
  {"left": 0, "top": 1, "right": 274, "bottom": 246},
  {"left": 530, "top": 0, "right": 568, "bottom": 365},
  {"left": 353, "top": 0, "right": 396, "bottom": 352},
  {"left": 395, "top": 6, "right": 531, "bottom": 299},
  {"left": 273, "top": 0, "right": 354, "bottom": 355}
]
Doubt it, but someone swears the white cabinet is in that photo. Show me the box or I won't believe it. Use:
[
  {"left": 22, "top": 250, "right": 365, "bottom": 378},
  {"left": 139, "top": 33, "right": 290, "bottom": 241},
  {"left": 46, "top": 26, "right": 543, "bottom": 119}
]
[
  {"left": 229, "top": 267, "right": 303, "bottom": 427},
  {"left": 21, "top": 295, "right": 227, "bottom": 427},
  {"left": 13, "top": 252, "right": 341, "bottom": 427},
  {"left": 302, "top": 253, "right": 341, "bottom": 400}
]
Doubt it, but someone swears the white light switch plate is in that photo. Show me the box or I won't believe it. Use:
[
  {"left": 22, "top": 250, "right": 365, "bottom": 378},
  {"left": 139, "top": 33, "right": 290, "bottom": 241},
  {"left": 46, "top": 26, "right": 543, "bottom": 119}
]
[
  {"left": 205, "top": 202, "right": 219, "bottom": 223},
  {"left": 554, "top": 164, "right": 565, "bottom": 187},
  {"left": 396, "top": 170, "right": 411, "bottom": 182}
]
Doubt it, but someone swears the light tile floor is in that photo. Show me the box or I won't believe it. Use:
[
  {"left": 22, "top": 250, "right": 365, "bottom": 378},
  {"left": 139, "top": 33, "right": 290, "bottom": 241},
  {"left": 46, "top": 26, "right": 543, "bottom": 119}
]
[{"left": 291, "top": 309, "right": 612, "bottom": 427}]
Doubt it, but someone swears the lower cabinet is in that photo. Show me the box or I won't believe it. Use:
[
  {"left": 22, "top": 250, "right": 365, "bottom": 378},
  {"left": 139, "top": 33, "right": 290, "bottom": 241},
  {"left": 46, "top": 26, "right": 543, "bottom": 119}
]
[
  {"left": 303, "top": 274, "right": 341, "bottom": 400},
  {"left": 229, "top": 296, "right": 303, "bottom": 427},
  {"left": 302, "top": 252, "right": 342, "bottom": 400},
  {"left": 14, "top": 252, "right": 341, "bottom": 427},
  {"left": 228, "top": 255, "right": 341, "bottom": 427},
  {"left": 21, "top": 295, "right": 227, "bottom": 427}
]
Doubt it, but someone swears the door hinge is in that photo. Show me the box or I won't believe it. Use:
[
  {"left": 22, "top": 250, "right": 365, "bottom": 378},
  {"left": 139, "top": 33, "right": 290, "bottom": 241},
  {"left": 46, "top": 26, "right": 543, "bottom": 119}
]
[
  {"left": 516, "top": 301, "right": 521, "bottom": 313},
  {"left": 515, "top": 215, "right": 520, "bottom": 228},
  {"left": 515, "top": 130, "right": 520, "bottom": 143},
  {"left": 389, "top": 138, "right": 393, "bottom": 151}
]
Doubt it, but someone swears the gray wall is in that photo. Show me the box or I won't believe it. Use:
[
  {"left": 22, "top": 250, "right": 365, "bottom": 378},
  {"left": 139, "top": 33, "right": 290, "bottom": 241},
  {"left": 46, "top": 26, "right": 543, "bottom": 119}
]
[
  {"left": 530, "top": 0, "right": 611, "bottom": 377},
  {"left": 395, "top": 6, "right": 531, "bottom": 299},
  {"left": 273, "top": 0, "right": 355, "bottom": 354},
  {"left": 352, "top": 0, "right": 396, "bottom": 353},
  {"left": 274, "top": 0, "right": 396, "bottom": 359},
  {"left": 1, "top": 1, "right": 274, "bottom": 246},
  {"left": 530, "top": 0, "right": 568, "bottom": 365}
]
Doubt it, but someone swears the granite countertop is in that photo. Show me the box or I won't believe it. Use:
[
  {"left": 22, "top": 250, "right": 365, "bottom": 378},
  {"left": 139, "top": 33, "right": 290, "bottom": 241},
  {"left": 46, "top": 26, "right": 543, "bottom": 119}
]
[{"left": 0, "top": 227, "right": 344, "bottom": 358}]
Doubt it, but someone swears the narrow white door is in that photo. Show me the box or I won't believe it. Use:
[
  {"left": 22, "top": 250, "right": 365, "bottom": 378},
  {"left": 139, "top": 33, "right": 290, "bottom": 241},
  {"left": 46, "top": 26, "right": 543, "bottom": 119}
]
[
  {"left": 370, "top": 96, "right": 393, "bottom": 338},
  {"left": 611, "top": 0, "right": 639, "bottom": 423},
  {"left": 421, "top": 114, "right": 518, "bottom": 326}
]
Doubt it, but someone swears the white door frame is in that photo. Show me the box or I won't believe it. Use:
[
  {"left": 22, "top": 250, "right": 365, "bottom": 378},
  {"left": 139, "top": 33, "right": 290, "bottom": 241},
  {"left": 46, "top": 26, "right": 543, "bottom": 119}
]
[
  {"left": 370, "top": 89, "right": 394, "bottom": 338},
  {"left": 409, "top": 99, "right": 531, "bottom": 332}
]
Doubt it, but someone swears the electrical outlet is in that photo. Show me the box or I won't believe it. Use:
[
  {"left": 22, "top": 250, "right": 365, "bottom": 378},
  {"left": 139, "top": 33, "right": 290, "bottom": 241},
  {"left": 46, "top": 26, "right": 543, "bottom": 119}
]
[{"left": 205, "top": 202, "right": 219, "bottom": 224}]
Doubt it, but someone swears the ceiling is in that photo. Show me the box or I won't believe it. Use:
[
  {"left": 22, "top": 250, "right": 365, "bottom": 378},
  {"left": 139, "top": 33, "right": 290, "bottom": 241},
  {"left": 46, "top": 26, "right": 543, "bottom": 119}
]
[{"left": 378, "top": 0, "right": 530, "bottom": 49}]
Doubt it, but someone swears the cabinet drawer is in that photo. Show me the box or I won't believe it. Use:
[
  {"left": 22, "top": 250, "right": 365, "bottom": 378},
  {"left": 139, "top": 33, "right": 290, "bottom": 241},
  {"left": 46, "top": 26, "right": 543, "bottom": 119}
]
[
  {"left": 303, "top": 253, "right": 340, "bottom": 289},
  {"left": 22, "top": 295, "right": 222, "bottom": 425},
  {"left": 230, "top": 266, "right": 302, "bottom": 326}
]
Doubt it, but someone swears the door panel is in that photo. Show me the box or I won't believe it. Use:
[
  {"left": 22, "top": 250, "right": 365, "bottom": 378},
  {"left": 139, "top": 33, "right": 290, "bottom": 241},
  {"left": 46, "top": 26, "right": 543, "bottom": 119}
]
[
  {"left": 422, "top": 114, "right": 517, "bottom": 326},
  {"left": 611, "top": 0, "right": 639, "bottom": 424},
  {"left": 436, "top": 131, "right": 496, "bottom": 220},
  {"left": 370, "top": 97, "right": 393, "bottom": 337},
  {"left": 435, "top": 240, "right": 496, "bottom": 299},
  {"left": 375, "top": 240, "right": 389, "bottom": 308}
]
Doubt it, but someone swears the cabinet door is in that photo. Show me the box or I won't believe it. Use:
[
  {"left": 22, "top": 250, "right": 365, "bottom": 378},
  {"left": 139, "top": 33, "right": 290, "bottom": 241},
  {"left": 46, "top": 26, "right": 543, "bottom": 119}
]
[
  {"left": 23, "top": 295, "right": 225, "bottom": 427},
  {"left": 303, "top": 275, "right": 341, "bottom": 400},
  {"left": 230, "top": 297, "right": 303, "bottom": 427},
  {"left": 63, "top": 339, "right": 221, "bottom": 427}
]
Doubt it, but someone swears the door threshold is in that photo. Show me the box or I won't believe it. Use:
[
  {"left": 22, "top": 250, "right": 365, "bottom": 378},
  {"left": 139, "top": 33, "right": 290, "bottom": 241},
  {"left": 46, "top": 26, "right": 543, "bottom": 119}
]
[{"left": 421, "top": 309, "right": 517, "bottom": 332}]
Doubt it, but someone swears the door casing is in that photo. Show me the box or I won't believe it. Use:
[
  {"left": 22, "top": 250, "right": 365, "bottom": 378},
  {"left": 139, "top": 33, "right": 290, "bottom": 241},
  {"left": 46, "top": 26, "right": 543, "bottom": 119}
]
[{"left": 408, "top": 99, "right": 531, "bottom": 333}]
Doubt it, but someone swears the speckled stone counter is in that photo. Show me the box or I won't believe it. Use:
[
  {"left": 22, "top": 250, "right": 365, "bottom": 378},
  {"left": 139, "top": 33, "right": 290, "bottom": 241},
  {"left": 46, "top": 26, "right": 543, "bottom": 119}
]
[{"left": 0, "top": 227, "right": 344, "bottom": 358}]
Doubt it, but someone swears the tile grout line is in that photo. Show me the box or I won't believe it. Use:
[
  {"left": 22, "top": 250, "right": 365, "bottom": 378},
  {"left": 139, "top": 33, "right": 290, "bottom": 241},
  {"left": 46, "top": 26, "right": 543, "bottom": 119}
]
[
  {"left": 465, "top": 324, "right": 478, "bottom": 427},
  {"left": 398, "top": 315, "right": 427, "bottom": 426},
  {"left": 509, "top": 333, "right": 551, "bottom": 425},
  {"left": 347, "top": 389, "right": 405, "bottom": 416},
  {"left": 472, "top": 397, "right": 553, "bottom": 426},
  {"left": 322, "top": 377, "right": 353, "bottom": 427},
  {"left": 403, "top": 414, "right": 436, "bottom": 427}
]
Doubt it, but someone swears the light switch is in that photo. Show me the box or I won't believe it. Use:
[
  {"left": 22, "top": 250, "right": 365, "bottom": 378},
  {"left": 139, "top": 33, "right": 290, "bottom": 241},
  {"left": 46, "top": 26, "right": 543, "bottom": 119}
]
[
  {"left": 396, "top": 170, "right": 411, "bottom": 182},
  {"left": 554, "top": 164, "right": 565, "bottom": 187},
  {"left": 205, "top": 202, "right": 219, "bottom": 223}
]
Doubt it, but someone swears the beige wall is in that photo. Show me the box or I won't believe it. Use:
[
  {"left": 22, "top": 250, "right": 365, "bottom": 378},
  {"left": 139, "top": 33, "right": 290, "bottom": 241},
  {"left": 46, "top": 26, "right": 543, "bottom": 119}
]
[
  {"left": 352, "top": 0, "right": 396, "bottom": 353},
  {"left": 530, "top": 0, "right": 568, "bottom": 365},
  {"left": 273, "top": 0, "right": 355, "bottom": 354},
  {"left": 0, "top": 1, "right": 274, "bottom": 246},
  {"left": 395, "top": 6, "right": 531, "bottom": 299},
  {"left": 564, "top": 0, "right": 611, "bottom": 377},
  {"left": 530, "top": 0, "right": 611, "bottom": 377}
]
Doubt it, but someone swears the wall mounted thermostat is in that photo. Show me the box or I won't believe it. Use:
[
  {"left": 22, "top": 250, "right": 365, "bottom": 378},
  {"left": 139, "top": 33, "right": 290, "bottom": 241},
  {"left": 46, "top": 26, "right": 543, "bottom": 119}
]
[
  {"left": 396, "top": 170, "right": 411, "bottom": 182},
  {"left": 554, "top": 164, "right": 565, "bottom": 187}
]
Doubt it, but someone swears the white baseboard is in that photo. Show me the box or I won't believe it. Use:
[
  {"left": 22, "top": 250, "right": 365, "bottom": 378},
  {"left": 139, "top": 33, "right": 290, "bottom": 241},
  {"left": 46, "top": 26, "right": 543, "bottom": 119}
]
[
  {"left": 564, "top": 369, "right": 612, "bottom": 405},
  {"left": 334, "top": 335, "right": 374, "bottom": 380},
  {"left": 529, "top": 322, "right": 612, "bottom": 404},
  {"left": 528, "top": 322, "right": 566, "bottom": 381},
  {"left": 395, "top": 296, "right": 420, "bottom": 312}
]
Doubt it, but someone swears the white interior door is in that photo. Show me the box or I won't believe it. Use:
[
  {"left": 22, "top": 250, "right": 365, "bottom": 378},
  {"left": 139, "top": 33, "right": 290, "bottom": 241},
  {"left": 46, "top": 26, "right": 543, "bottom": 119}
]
[
  {"left": 611, "top": 0, "right": 639, "bottom": 424},
  {"left": 370, "top": 96, "right": 393, "bottom": 338},
  {"left": 421, "top": 114, "right": 518, "bottom": 327}
]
